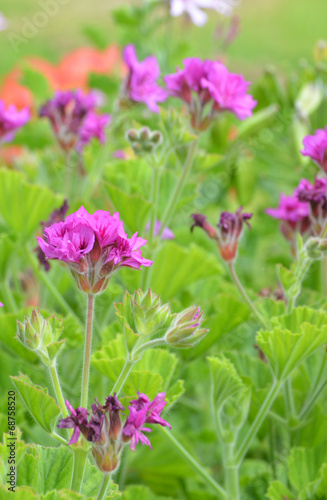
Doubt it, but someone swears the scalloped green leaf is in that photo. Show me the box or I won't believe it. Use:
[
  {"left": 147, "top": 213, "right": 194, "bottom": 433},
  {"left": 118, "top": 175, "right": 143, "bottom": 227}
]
[
  {"left": 150, "top": 242, "right": 222, "bottom": 300},
  {"left": 0, "top": 485, "right": 38, "bottom": 500},
  {"left": 288, "top": 443, "right": 327, "bottom": 492},
  {"left": 137, "top": 349, "right": 178, "bottom": 391},
  {"left": 165, "top": 380, "right": 185, "bottom": 408},
  {"left": 207, "top": 355, "right": 245, "bottom": 410},
  {"left": 0, "top": 233, "right": 16, "bottom": 277},
  {"left": 266, "top": 481, "right": 295, "bottom": 500},
  {"left": 257, "top": 324, "right": 327, "bottom": 380},
  {"left": 0, "top": 169, "right": 63, "bottom": 242},
  {"left": 271, "top": 306, "right": 327, "bottom": 331},
  {"left": 124, "top": 370, "right": 164, "bottom": 399},
  {"left": 10, "top": 373, "right": 61, "bottom": 433},
  {"left": 299, "top": 463, "right": 327, "bottom": 500}
]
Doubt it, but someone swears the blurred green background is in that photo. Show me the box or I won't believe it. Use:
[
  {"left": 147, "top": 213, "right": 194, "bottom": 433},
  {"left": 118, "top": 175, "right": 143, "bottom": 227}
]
[{"left": 0, "top": 0, "right": 326, "bottom": 77}]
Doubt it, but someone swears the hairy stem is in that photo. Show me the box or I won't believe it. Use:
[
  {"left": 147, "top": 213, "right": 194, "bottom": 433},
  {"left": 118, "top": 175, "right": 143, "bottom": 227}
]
[
  {"left": 224, "top": 444, "right": 240, "bottom": 500},
  {"left": 158, "top": 139, "right": 198, "bottom": 238},
  {"left": 235, "top": 380, "right": 282, "bottom": 465},
  {"left": 110, "top": 359, "right": 134, "bottom": 398},
  {"left": 228, "top": 262, "right": 269, "bottom": 330},
  {"left": 50, "top": 363, "right": 68, "bottom": 418},
  {"left": 81, "top": 294, "right": 95, "bottom": 407},
  {"left": 96, "top": 474, "right": 112, "bottom": 500},
  {"left": 161, "top": 427, "right": 226, "bottom": 499}
]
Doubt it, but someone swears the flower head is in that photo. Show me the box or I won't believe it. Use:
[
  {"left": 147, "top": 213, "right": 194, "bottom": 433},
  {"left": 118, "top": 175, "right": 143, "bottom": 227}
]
[
  {"left": 40, "top": 89, "right": 109, "bottom": 152},
  {"left": 123, "top": 45, "right": 167, "bottom": 113},
  {"left": 0, "top": 100, "right": 30, "bottom": 144},
  {"left": 164, "top": 59, "right": 256, "bottom": 129},
  {"left": 296, "top": 177, "right": 327, "bottom": 235},
  {"left": 170, "top": 0, "right": 237, "bottom": 27},
  {"left": 191, "top": 208, "right": 252, "bottom": 261},
  {"left": 37, "top": 206, "right": 152, "bottom": 294},
  {"left": 57, "top": 400, "right": 89, "bottom": 445},
  {"left": 301, "top": 128, "right": 327, "bottom": 173},
  {"left": 165, "top": 304, "right": 208, "bottom": 347}
]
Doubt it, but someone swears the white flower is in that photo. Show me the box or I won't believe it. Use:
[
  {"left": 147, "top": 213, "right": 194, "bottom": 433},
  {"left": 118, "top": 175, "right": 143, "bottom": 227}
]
[
  {"left": 0, "top": 13, "right": 8, "bottom": 32},
  {"left": 170, "top": 0, "right": 237, "bottom": 26}
]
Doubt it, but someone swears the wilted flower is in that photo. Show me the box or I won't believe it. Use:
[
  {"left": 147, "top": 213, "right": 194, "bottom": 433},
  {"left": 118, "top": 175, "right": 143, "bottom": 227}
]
[
  {"left": 40, "top": 90, "right": 110, "bottom": 152},
  {"left": 165, "top": 304, "right": 208, "bottom": 347},
  {"left": 37, "top": 206, "right": 152, "bottom": 295},
  {"left": 122, "top": 45, "right": 167, "bottom": 113},
  {"left": 191, "top": 208, "right": 252, "bottom": 261},
  {"left": 0, "top": 100, "right": 30, "bottom": 144},
  {"left": 164, "top": 59, "right": 256, "bottom": 130},
  {"left": 58, "top": 392, "right": 171, "bottom": 472},
  {"left": 301, "top": 128, "right": 327, "bottom": 173},
  {"left": 169, "top": 0, "right": 237, "bottom": 27}
]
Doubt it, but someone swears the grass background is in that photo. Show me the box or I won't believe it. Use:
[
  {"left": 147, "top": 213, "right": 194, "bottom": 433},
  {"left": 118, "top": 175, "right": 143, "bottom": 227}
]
[{"left": 0, "top": 0, "right": 326, "bottom": 78}]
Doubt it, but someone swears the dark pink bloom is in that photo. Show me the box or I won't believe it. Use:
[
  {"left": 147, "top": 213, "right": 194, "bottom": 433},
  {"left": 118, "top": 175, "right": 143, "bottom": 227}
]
[
  {"left": 57, "top": 399, "right": 89, "bottom": 445},
  {"left": 266, "top": 193, "right": 311, "bottom": 242},
  {"left": 122, "top": 392, "right": 171, "bottom": 451},
  {"left": 37, "top": 206, "right": 152, "bottom": 294},
  {"left": 0, "top": 302, "right": 3, "bottom": 307},
  {"left": 296, "top": 177, "right": 327, "bottom": 235},
  {"left": 301, "top": 128, "right": 327, "bottom": 172},
  {"left": 123, "top": 45, "right": 167, "bottom": 113},
  {"left": 165, "top": 59, "right": 256, "bottom": 129},
  {"left": 0, "top": 100, "right": 30, "bottom": 143},
  {"left": 40, "top": 89, "right": 109, "bottom": 152}
]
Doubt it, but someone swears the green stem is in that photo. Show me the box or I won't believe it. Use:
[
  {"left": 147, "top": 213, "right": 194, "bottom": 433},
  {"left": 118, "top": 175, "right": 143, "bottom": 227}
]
[
  {"left": 161, "top": 427, "right": 226, "bottom": 499},
  {"left": 158, "top": 139, "right": 198, "bottom": 238},
  {"left": 71, "top": 447, "right": 88, "bottom": 493},
  {"left": 96, "top": 474, "right": 112, "bottom": 500},
  {"left": 298, "top": 354, "right": 327, "bottom": 420},
  {"left": 1, "top": 280, "right": 17, "bottom": 312},
  {"left": 50, "top": 432, "right": 68, "bottom": 445},
  {"left": 110, "top": 359, "right": 134, "bottom": 397},
  {"left": 235, "top": 380, "right": 282, "bottom": 465},
  {"left": 132, "top": 338, "right": 165, "bottom": 358},
  {"left": 224, "top": 444, "right": 240, "bottom": 500},
  {"left": 228, "top": 262, "right": 269, "bottom": 330},
  {"left": 284, "top": 378, "right": 296, "bottom": 419},
  {"left": 50, "top": 363, "right": 68, "bottom": 418},
  {"left": 81, "top": 294, "right": 95, "bottom": 407},
  {"left": 26, "top": 249, "right": 81, "bottom": 322}
]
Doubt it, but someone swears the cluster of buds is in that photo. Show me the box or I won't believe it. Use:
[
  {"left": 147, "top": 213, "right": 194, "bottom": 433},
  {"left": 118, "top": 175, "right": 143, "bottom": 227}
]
[
  {"left": 114, "top": 289, "right": 208, "bottom": 353},
  {"left": 16, "top": 309, "right": 65, "bottom": 365},
  {"left": 58, "top": 392, "right": 171, "bottom": 473},
  {"left": 126, "top": 127, "right": 162, "bottom": 155},
  {"left": 191, "top": 208, "right": 252, "bottom": 262},
  {"left": 165, "top": 305, "right": 208, "bottom": 348},
  {"left": 37, "top": 206, "right": 152, "bottom": 296}
]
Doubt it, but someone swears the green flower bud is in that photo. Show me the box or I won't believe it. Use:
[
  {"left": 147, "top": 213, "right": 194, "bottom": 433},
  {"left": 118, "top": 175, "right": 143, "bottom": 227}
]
[{"left": 165, "top": 305, "right": 208, "bottom": 348}]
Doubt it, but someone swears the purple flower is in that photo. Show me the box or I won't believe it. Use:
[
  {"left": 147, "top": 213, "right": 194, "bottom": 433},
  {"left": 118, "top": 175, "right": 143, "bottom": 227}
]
[
  {"left": 266, "top": 193, "right": 311, "bottom": 242},
  {"left": 301, "top": 128, "right": 327, "bottom": 173},
  {"left": 296, "top": 177, "right": 327, "bottom": 235},
  {"left": 57, "top": 400, "right": 89, "bottom": 445},
  {"left": 40, "top": 89, "right": 109, "bottom": 152},
  {"left": 191, "top": 208, "right": 252, "bottom": 261},
  {"left": 164, "top": 59, "right": 256, "bottom": 129},
  {"left": 0, "top": 302, "right": 3, "bottom": 307},
  {"left": 0, "top": 100, "right": 30, "bottom": 144},
  {"left": 77, "top": 111, "right": 111, "bottom": 152},
  {"left": 170, "top": 0, "right": 237, "bottom": 26},
  {"left": 122, "top": 392, "right": 171, "bottom": 451},
  {"left": 37, "top": 206, "right": 152, "bottom": 294},
  {"left": 0, "top": 13, "right": 8, "bottom": 32},
  {"left": 145, "top": 220, "right": 175, "bottom": 240},
  {"left": 123, "top": 45, "right": 167, "bottom": 113}
]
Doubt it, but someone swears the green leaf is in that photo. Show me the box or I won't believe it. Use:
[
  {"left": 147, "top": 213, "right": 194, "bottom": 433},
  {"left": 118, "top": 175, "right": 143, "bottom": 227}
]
[
  {"left": 120, "top": 485, "right": 173, "bottom": 500},
  {"left": 0, "top": 234, "right": 16, "bottom": 277},
  {"left": 271, "top": 306, "right": 327, "bottom": 331},
  {"left": 257, "top": 323, "right": 327, "bottom": 380},
  {"left": 266, "top": 481, "right": 295, "bottom": 500},
  {"left": 137, "top": 349, "right": 178, "bottom": 391},
  {"left": 0, "top": 310, "right": 39, "bottom": 363},
  {"left": 288, "top": 443, "right": 327, "bottom": 492},
  {"left": 21, "top": 66, "right": 52, "bottom": 103},
  {"left": 124, "top": 370, "right": 164, "bottom": 400},
  {"left": 103, "top": 182, "right": 152, "bottom": 234},
  {"left": 207, "top": 355, "right": 245, "bottom": 410},
  {"left": 17, "top": 451, "right": 38, "bottom": 488},
  {"left": 299, "top": 463, "right": 327, "bottom": 500},
  {"left": 10, "top": 373, "right": 61, "bottom": 433},
  {"left": 165, "top": 380, "right": 185, "bottom": 408},
  {"left": 0, "top": 485, "right": 38, "bottom": 499},
  {"left": 0, "top": 169, "right": 63, "bottom": 242},
  {"left": 150, "top": 242, "right": 222, "bottom": 300},
  {"left": 224, "top": 351, "right": 272, "bottom": 390}
]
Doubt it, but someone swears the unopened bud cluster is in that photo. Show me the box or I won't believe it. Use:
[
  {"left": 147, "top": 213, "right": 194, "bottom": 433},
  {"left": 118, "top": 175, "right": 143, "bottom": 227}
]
[
  {"left": 17, "top": 309, "right": 65, "bottom": 365},
  {"left": 126, "top": 127, "right": 162, "bottom": 154}
]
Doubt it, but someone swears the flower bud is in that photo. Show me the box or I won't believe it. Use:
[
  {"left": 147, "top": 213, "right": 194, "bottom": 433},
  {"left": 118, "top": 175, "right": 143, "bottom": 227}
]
[{"left": 165, "top": 305, "right": 208, "bottom": 348}]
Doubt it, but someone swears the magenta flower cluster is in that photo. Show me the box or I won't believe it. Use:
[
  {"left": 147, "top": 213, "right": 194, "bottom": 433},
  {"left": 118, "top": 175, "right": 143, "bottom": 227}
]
[
  {"left": 0, "top": 99, "right": 30, "bottom": 144},
  {"left": 301, "top": 127, "right": 327, "bottom": 173},
  {"left": 164, "top": 58, "right": 257, "bottom": 129},
  {"left": 37, "top": 206, "right": 152, "bottom": 294},
  {"left": 58, "top": 392, "right": 170, "bottom": 472},
  {"left": 266, "top": 177, "right": 327, "bottom": 240},
  {"left": 123, "top": 45, "right": 167, "bottom": 113},
  {"left": 39, "top": 90, "right": 111, "bottom": 152}
]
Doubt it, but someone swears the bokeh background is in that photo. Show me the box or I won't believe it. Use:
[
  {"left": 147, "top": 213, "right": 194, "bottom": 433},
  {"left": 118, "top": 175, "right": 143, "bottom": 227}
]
[{"left": 1, "top": 0, "right": 326, "bottom": 77}]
